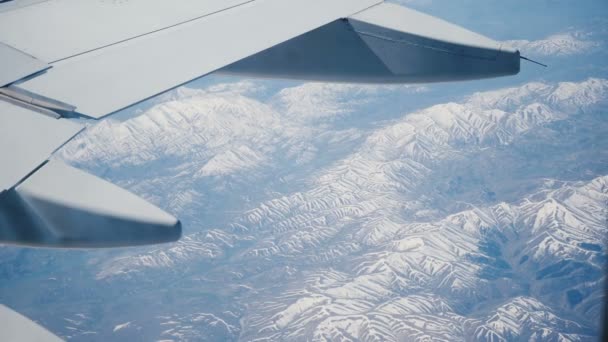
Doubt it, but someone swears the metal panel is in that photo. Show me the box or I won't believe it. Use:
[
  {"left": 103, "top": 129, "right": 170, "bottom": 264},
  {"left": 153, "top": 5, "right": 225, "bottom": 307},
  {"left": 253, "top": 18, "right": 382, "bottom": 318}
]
[
  {"left": 0, "top": 98, "right": 82, "bottom": 191},
  {"left": 0, "top": 0, "right": 251, "bottom": 62},
  {"left": 16, "top": 0, "right": 381, "bottom": 118},
  {"left": 0, "top": 160, "right": 181, "bottom": 248},
  {"left": 0, "top": 42, "right": 48, "bottom": 87},
  {"left": 0, "top": 305, "right": 63, "bottom": 342}
]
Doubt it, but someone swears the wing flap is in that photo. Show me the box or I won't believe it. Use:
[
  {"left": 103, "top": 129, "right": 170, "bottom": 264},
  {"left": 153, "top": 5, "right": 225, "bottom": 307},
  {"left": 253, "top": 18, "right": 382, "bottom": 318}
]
[{"left": 14, "top": 0, "right": 381, "bottom": 118}]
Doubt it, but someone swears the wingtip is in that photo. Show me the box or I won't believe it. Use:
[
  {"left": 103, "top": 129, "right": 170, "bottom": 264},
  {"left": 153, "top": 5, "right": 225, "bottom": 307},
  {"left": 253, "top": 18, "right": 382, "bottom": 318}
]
[{"left": 168, "top": 219, "right": 183, "bottom": 243}]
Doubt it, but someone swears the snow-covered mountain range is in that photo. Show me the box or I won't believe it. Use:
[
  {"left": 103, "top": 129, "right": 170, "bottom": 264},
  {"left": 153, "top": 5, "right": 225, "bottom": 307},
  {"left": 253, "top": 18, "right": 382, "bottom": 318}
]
[
  {"left": 237, "top": 175, "right": 607, "bottom": 341},
  {"left": 25, "top": 76, "right": 604, "bottom": 341}
]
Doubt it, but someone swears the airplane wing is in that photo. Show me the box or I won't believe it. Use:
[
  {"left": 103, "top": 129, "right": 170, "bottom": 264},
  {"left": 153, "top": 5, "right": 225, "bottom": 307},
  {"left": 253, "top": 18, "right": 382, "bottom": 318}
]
[{"left": 0, "top": 0, "right": 520, "bottom": 248}]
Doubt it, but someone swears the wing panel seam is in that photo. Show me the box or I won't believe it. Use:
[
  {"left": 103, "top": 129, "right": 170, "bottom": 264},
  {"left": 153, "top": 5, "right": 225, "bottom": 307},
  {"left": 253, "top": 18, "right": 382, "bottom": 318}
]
[
  {"left": 352, "top": 27, "right": 498, "bottom": 61},
  {"left": 49, "top": 0, "right": 257, "bottom": 64}
]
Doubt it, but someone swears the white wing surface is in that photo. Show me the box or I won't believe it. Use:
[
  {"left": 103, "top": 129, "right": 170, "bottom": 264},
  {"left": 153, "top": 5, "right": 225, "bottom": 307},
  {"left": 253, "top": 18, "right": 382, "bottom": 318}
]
[
  {"left": 0, "top": 42, "right": 48, "bottom": 87},
  {"left": 0, "top": 99, "right": 81, "bottom": 192},
  {"left": 0, "top": 305, "right": 63, "bottom": 342},
  {"left": 0, "top": 0, "right": 520, "bottom": 248},
  {"left": 8, "top": 0, "right": 381, "bottom": 118}
]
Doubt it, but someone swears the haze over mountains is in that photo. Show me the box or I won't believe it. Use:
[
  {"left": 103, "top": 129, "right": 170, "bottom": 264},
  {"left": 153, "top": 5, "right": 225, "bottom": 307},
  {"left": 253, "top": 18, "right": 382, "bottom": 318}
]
[{"left": 1, "top": 1, "right": 607, "bottom": 341}]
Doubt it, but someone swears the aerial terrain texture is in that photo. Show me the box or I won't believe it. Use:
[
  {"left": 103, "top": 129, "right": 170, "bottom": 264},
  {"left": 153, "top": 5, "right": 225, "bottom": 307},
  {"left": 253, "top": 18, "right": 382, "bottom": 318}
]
[{"left": 1, "top": 0, "right": 607, "bottom": 341}]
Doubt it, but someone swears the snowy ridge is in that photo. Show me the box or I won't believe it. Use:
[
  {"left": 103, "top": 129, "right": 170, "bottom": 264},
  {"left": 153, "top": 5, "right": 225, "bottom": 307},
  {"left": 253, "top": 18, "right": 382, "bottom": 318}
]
[
  {"left": 62, "top": 92, "right": 282, "bottom": 171},
  {"left": 239, "top": 176, "right": 606, "bottom": 341},
  {"left": 233, "top": 79, "right": 607, "bottom": 260},
  {"left": 96, "top": 230, "right": 239, "bottom": 280},
  {"left": 156, "top": 313, "right": 238, "bottom": 341},
  {"left": 272, "top": 83, "right": 427, "bottom": 123},
  {"left": 471, "top": 297, "right": 592, "bottom": 342},
  {"left": 504, "top": 31, "right": 600, "bottom": 57}
]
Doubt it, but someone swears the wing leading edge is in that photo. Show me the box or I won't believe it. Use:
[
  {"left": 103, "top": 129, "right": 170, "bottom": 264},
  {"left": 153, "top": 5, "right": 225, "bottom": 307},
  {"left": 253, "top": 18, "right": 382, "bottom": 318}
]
[{"left": 0, "top": 0, "right": 520, "bottom": 249}]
